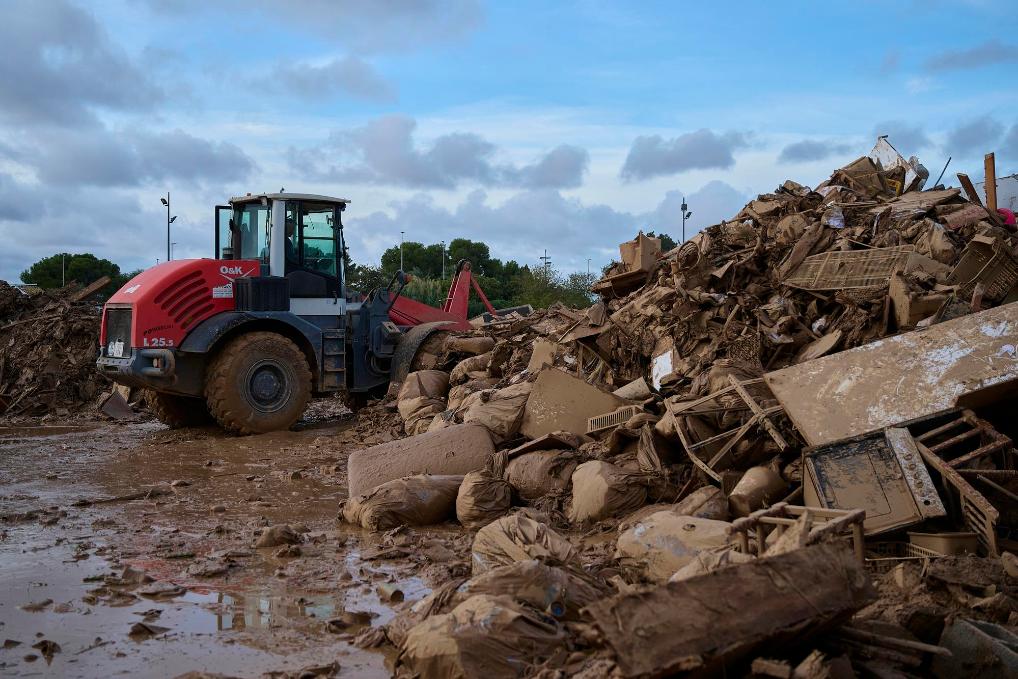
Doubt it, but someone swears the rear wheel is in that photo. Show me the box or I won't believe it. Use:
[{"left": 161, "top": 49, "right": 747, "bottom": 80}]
[
  {"left": 205, "top": 332, "right": 312, "bottom": 435},
  {"left": 144, "top": 389, "right": 213, "bottom": 428}
]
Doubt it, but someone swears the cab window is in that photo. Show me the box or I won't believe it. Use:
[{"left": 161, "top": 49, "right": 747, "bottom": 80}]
[
  {"left": 233, "top": 203, "right": 271, "bottom": 264},
  {"left": 300, "top": 203, "right": 337, "bottom": 276}
]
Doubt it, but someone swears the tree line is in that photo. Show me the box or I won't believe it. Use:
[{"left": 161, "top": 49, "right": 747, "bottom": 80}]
[{"left": 17, "top": 231, "right": 676, "bottom": 314}]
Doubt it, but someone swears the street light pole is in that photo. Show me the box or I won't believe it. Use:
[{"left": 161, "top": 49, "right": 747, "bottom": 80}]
[
  {"left": 163, "top": 192, "right": 170, "bottom": 261},
  {"left": 441, "top": 240, "right": 446, "bottom": 279},
  {"left": 61, "top": 253, "right": 66, "bottom": 287},
  {"left": 400, "top": 231, "right": 405, "bottom": 271},
  {"left": 680, "top": 197, "right": 693, "bottom": 243}
]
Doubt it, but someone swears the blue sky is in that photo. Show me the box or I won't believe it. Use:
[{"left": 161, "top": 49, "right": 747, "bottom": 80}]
[{"left": 1, "top": 0, "right": 1017, "bottom": 281}]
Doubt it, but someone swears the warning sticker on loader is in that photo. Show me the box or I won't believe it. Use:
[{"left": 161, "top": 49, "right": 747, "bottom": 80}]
[{"left": 212, "top": 284, "right": 233, "bottom": 299}]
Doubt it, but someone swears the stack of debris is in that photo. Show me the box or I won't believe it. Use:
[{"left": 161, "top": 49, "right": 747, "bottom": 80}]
[
  {"left": 0, "top": 280, "right": 111, "bottom": 418},
  {"left": 339, "top": 140, "right": 1018, "bottom": 678}
]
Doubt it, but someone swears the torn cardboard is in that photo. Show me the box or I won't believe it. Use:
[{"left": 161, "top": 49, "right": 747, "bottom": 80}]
[{"left": 520, "top": 368, "right": 627, "bottom": 439}]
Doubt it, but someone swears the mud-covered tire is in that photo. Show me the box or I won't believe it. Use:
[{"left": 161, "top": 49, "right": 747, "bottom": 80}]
[
  {"left": 204, "top": 332, "right": 312, "bottom": 435},
  {"left": 144, "top": 389, "right": 213, "bottom": 428}
]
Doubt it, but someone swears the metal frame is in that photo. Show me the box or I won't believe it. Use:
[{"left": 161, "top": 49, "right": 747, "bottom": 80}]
[
  {"left": 728, "top": 502, "right": 867, "bottom": 563},
  {"left": 665, "top": 376, "right": 788, "bottom": 482}
]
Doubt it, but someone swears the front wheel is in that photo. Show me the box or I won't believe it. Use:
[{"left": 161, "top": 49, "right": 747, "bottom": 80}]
[
  {"left": 144, "top": 389, "right": 213, "bottom": 428},
  {"left": 204, "top": 332, "right": 311, "bottom": 435}
]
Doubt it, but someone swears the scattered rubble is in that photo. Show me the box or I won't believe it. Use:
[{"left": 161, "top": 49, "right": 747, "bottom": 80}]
[
  {"left": 327, "top": 140, "right": 1018, "bottom": 677},
  {"left": 0, "top": 281, "right": 113, "bottom": 418}
]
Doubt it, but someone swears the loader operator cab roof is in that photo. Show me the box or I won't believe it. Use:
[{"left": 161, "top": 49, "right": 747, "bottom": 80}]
[{"left": 216, "top": 193, "right": 350, "bottom": 299}]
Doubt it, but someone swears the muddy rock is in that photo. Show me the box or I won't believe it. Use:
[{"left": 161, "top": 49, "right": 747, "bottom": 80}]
[{"left": 255, "top": 524, "right": 301, "bottom": 548}]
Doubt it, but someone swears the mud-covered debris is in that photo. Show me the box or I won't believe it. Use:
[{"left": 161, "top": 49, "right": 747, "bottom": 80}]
[
  {"left": 471, "top": 513, "right": 576, "bottom": 575},
  {"left": 19, "top": 598, "right": 53, "bottom": 612},
  {"left": 255, "top": 524, "right": 300, "bottom": 548},
  {"left": 128, "top": 622, "right": 169, "bottom": 639},
  {"left": 346, "top": 424, "right": 493, "bottom": 497},
  {"left": 342, "top": 474, "right": 463, "bottom": 531},
  {"left": 399, "top": 594, "right": 565, "bottom": 679},
  {"left": 587, "top": 543, "right": 875, "bottom": 677},
  {"left": 31, "top": 639, "right": 60, "bottom": 662},
  {"left": 455, "top": 468, "right": 512, "bottom": 528}
]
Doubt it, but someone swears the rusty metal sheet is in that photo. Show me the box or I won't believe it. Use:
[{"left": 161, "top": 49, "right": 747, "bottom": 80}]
[
  {"left": 783, "top": 245, "right": 914, "bottom": 290},
  {"left": 764, "top": 301, "right": 1018, "bottom": 446}
]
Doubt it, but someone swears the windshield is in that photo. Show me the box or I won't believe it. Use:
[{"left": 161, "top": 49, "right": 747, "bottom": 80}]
[{"left": 233, "top": 203, "right": 270, "bottom": 263}]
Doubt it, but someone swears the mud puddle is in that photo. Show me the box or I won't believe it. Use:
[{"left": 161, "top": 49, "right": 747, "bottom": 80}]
[{"left": 0, "top": 415, "right": 432, "bottom": 678}]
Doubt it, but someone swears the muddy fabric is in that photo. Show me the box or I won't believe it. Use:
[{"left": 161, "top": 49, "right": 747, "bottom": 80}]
[
  {"left": 455, "top": 469, "right": 512, "bottom": 529},
  {"left": 404, "top": 404, "right": 445, "bottom": 436},
  {"left": 342, "top": 475, "right": 463, "bottom": 532},
  {"left": 398, "top": 370, "right": 451, "bottom": 402},
  {"left": 386, "top": 579, "right": 466, "bottom": 648},
  {"left": 505, "top": 449, "right": 580, "bottom": 500},
  {"left": 471, "top": 514, "right": 576, "bottom": 575},
  {"left": 445, "top": 336, "right": 496, "bottom": 355},
  {"left": 615, "top": 512, "right": 732, "bottom": 583},
  {"left": 450, "top": 353, "right": 491, "bottom": 385},
  {"left": 566, "top": 461, "right": 652, "bottom": 524},
  {"left": 347, "top": 424, "right": 493, "bottom": 497},
  {"left": 461, "top": 381, "right": 533, "bottom": 442},
  {"left": 617, "top": 487, "right": 728, "bottom": 532},
  {"left": 460, "top": 560, "right": 603, "bottom": 620},
  {"left": 400, "top": 594, "right": 564, "bottom": 679},
  {"left": 668, "top": 547, "right": 755, "bottom": 582}
]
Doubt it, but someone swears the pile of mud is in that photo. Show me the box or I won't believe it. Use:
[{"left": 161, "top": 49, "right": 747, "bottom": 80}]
[{"left": 0, "top": 281, "right": 108, "bottom": 418}]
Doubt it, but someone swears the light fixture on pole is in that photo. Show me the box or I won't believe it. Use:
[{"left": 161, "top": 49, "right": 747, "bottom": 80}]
[
  {"left": 680, "top": 197, "right": 692, "bottom": 243},
  {"left": 160, "top": 193, "right": 176, "bottom": 262},
  {"left": 400, "top": 231, "right": 405, "bottom": 271}
]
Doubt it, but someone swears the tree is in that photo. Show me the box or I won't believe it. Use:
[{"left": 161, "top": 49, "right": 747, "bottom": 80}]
[
  {"left": 21, "top": 253, "right": 121, "bottom": 289},
  {"left": 379, "top": 242, "right": 444, "bottom": 277},
  {"left": 448, "top": 238, "right": 491, "bottom": 273},
  {"left": 646, "top": 230, "right": 678, "bottom": 252}
]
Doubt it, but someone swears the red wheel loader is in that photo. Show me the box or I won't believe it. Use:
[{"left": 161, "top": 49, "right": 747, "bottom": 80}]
[{"left": 96, "top": 192, "right": 505, "bottom": 434}]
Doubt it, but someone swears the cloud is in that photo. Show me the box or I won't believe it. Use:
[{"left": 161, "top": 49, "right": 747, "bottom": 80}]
[
  {"left": 143, "top": 0, "right": 483, "bottom": 54},
  {"left": 0, "top": 0, "right": 162, "bottom": 127},
  {"left": 925, "top": 39, "right": 1018, "bottom": 72},
  {"left": 619, "top": 129, "right": 748, "bottom": 181},
  {"left": 272, "top": 56, "right": 396, "bottom": 102},
  {"left": 1002, "top": 124, "right": 1018, "bottom": 163},
  {"left": 944, "top": 116, "right": 1005, "bottom": 156},
  {"left": 290, "top": 115, "right": 588, "bottom": 189},
  {"left": 502, "top": 145, "right": 589, "bottom": 189},
  {"left": 871, "top": 121, "right": 933, "bottom": 153},
  {"left": 777, "top": 139, "right": 853, "bottom": 163},
  {"left": 346, "top": 179, "right": 750, "bottom": 274},
  {"left": 28, "top": 128, "right": 255, "bottom": 187}
]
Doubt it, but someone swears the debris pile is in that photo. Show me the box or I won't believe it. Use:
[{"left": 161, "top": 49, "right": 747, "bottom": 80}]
[
  {"left": 339, "top": 140, "right": 1018, "bottom": 677},
  {"left": 0, "top": 281, "right": 110, "bottom": 418}
]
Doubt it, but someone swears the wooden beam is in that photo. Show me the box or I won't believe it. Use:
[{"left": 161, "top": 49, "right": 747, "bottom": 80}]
[
  {"left": 70, "top": 275, "right": 112, "bottom": 302},
  {"left": 985, "top": 153, "right": 998, "bottom": 213},
  {"left": 956, "top": 173, "right": 983, "bottom": 206}
]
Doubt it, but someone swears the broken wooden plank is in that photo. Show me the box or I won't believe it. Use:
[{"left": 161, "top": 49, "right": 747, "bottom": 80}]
[
  {"left": 70, "top": 275, "right": 112, "bottom": 302},
  {"left": 985, "top": 152, "right": 998, "bottom": 213},
  {"left": 584, "top": 543, "right": 876, "bottom": 678},
  {"left": 957, "top": 173, "right": 983, "bottom": 206}
]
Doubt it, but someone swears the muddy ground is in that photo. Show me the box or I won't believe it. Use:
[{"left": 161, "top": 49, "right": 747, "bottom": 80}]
[{"left": 0, "top": 403, "right": 468, "bottom": 678}]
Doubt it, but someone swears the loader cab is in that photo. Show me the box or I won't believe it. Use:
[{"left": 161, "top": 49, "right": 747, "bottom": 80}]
[{"left": 215, "top": 193, "right": 349, "bottom": 303}]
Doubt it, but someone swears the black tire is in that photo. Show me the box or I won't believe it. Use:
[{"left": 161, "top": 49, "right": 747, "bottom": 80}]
[
  {"left": 144, "top": 389, "right": 213, "bottom": 428},
  {"left": 204, "top": 332, "right": 312, "bottom": 435}
]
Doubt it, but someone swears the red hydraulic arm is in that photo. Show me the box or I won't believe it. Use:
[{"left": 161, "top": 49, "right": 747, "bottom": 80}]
[{"left": 386, "top": 260, "right": 495, "bottom": 331}]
